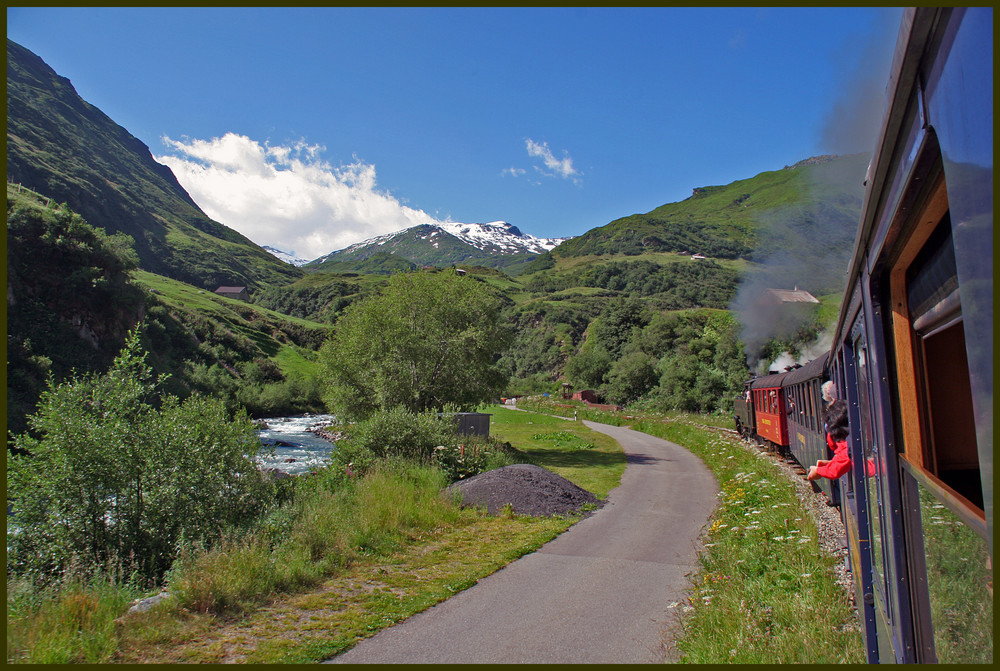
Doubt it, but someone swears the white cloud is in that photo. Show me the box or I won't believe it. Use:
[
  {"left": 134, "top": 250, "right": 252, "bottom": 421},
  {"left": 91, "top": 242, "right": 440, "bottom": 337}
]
[
  {"left": 524, "top": 138, "right": 581, "bottom": 182},
  {"left": 501, "top": 166, "right": 526, "bottom": 177},
  {"left": 155, "top": 133, "right": 444, "bottom": 261}
]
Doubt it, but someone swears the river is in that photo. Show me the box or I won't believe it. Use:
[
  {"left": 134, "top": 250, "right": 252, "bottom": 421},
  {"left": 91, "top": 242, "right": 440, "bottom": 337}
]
[{"left": 257, "top": 414, "right": 338, "bottom": 476}]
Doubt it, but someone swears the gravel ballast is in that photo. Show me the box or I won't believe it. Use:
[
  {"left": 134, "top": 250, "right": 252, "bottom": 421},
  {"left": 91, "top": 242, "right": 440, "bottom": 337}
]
[{"left": 446, "top": 463, "right": 603, "bottom": 517}]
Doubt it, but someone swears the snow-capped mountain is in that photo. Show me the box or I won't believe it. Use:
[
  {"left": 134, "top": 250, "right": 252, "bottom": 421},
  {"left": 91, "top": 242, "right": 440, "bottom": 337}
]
[
  {"left": 308, "top": 221, "right": 572, "bottom": 272},
  {"left": 262, "top": 246, "right": 311, "bottom": 267},
  {"left": 437, "top": 220, "right": 566, "bottom": 254}
]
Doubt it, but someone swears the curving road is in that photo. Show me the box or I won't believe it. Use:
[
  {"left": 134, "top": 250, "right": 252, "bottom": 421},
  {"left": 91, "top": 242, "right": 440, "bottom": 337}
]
[{"left": 327, "top": 420, "right": 718, "bottom": 664}]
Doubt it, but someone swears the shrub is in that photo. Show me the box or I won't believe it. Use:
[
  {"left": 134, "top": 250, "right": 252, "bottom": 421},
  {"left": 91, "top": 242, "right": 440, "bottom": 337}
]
[
  {"left": 7, "top": 329, "right": 274, "bottom": 583},
  {"left": 332, "top": 407, "right": 458, "bottom": 471},
  {"left": 433, "top": 436, "right": 519, "bottom": 481}
]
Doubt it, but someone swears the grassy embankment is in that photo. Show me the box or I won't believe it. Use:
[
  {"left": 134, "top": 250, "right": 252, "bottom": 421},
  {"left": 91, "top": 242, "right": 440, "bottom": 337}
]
[
  {"left": 6, "top": 408, "right": 623, "bottom": 664},
  {"left": 519, "top": 396, "right": 865, "bottom": 663},
  {"left": 8, "top": 400, "right": 864, "bottom": 663}
]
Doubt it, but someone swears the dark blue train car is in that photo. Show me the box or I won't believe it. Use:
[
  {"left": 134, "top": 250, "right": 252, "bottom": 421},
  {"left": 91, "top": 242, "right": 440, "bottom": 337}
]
[
  {"left": 781, "top": 354, "right": 837, "bottom": 505},
  {"left": 826, "top": 7, "right": 992, "bottom": 663}
]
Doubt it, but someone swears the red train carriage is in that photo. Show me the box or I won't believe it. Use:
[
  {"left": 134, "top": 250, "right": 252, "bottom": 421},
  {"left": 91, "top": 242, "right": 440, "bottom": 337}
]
[{"left": 749, "top": 372, "right": 790, "bottom": 448}]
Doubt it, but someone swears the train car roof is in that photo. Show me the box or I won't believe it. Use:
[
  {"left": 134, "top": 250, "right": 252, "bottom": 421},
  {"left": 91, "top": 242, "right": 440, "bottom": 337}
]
[
  {"left": 749, "top": 371, "right": 788, "bottom": 389},
  {"left": 781, "top": 352, "right": 829, "bottom": 388}
]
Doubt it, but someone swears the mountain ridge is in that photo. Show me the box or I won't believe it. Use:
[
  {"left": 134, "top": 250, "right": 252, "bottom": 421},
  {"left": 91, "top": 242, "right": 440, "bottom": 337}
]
[
  {"left": 306, "top": 220, "right": 569, "bottom": 273},
  {"left": 6, "top": 39, "right": 302, "bottom": 291}
]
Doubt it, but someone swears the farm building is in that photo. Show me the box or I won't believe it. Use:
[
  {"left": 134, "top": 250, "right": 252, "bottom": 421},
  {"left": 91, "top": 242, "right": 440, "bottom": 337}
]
[{"left": 214, "top": 286, "right": 250, "bottom": 301}]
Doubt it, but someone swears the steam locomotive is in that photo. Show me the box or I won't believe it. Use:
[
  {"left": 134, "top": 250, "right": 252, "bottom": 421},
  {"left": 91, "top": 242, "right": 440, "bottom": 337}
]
[{"left": 734, "top": 8, "right": 992, "bottom": 663}]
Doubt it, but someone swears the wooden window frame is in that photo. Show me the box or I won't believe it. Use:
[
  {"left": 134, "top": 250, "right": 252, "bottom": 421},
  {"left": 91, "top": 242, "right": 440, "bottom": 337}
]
[
  {"left": 888, "top": 174, "right": 986, "bottom": 522},
  {"left": 889, "top": 174, "right": 949, "bottom": 468}
]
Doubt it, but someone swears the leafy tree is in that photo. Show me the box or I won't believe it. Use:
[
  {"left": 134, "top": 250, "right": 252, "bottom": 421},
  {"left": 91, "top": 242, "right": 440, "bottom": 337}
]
[
  {"left": 7, "top": 330, "right": 274, "bottom": 582},
  {"left": 564, "top": 344, "right": 613, "bottom": 391},
  {"left": 318, "top": 271, "right": 512, "bottom": 419},
  {"left": 605, "top": 351, "right": 659, "bottom": 405},
  {"left": 589, "top": 296, "right": 648, "bottom": 358},
  {"left": 641, "top": 311, "right": 749, "bottom": 413}
]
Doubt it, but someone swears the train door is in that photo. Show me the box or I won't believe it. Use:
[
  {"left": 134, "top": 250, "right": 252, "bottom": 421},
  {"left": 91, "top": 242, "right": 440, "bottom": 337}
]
[
  {"left": 841, "top": 317, "right": 884, "bottom": 663},
  {"left": 885, "top": 172, "right": 993, "bottom": 663}
]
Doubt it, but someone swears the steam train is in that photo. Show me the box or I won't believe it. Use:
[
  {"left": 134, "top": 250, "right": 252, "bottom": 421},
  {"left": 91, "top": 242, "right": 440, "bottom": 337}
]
[{"left": 734, "top": 8, "right": 992, "bottom": 663}]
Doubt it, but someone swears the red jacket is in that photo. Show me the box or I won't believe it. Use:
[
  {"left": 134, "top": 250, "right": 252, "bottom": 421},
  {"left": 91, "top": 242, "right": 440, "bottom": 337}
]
[{"left": 815, "top": 434, "right": 851, "bottom": 479}]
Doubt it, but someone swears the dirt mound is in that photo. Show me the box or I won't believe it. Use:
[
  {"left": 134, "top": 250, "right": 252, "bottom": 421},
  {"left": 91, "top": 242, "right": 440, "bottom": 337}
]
[{"left": 447, "top": 463, "right": 603, "bottom": 517}]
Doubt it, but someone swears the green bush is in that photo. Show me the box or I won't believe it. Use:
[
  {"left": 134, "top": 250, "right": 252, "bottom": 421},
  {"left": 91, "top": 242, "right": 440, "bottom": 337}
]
[
  {"left": 432, "top": 436, "right": 519, "bottom": 481},
  {"left": 7, "top": 329, "right": 274, "bottom": 583},
  {"left": 332, "top": 407, "right": 457, "bottom": 471},
  {"left": 330, "top": 408, "right": 517, "bottom": 482}
]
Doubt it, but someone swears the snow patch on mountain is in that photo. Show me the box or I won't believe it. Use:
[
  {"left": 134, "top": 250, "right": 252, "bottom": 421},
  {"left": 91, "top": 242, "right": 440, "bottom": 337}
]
[
  {"left": 262, "top": 246, "right": 311, "bottom": 266},
  {"left": 436, "top": 220, "right": 564, "bottom": 254},
  {"left": 323, "top": 221, "right": 569, "bottom": 260}
]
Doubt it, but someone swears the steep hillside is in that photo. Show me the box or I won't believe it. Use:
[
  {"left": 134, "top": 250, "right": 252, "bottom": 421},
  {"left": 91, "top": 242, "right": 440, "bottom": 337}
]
[
  {"left": 6, "top": 184, "right": 147, "bottom": 435},
  {"left": 6, "top": 182, "right": 330, "bottom": 434},
  {"left": 552, "top": 154, "right": 867, "bottom": 268},
  {"left": 6, "top": 39, "right": 302, "bottom": 291}
]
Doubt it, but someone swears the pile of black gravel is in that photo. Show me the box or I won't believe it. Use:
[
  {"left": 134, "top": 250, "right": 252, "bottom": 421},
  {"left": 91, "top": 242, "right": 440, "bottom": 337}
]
[{"left": 446, "top": 463, "right": 604, "bottom": 517}]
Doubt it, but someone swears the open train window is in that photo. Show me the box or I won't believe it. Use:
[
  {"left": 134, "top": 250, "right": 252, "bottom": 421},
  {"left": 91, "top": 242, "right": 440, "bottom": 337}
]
[{"left": 889, "top": 177, "right": 984, "bottom": 516}]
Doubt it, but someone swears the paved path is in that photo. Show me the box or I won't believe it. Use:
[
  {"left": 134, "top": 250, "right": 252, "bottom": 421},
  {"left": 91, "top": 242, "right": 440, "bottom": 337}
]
[{"left": 327, "top": 420, "right": 718, "bottom": 664}]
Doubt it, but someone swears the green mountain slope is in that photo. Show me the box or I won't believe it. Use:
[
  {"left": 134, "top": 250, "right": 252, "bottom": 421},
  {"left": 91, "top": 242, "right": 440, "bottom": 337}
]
[
  {"left": 552, "top": 153, "right": 867, "bottom": 263},
  {"left": 5, "top": 182, "right": 328, "bottom": 434},
  {"left": 6, "top": 39, "right": 302, "bottom": 291}
]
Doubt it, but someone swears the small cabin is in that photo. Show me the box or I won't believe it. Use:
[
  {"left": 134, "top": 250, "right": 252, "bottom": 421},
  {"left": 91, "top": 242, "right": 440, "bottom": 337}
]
[
  {"left": 572, "top": 389, "right": 599, "bottom": 403},
  {"left": 215, "top": 286, "right": 250, "bottom": 301}
]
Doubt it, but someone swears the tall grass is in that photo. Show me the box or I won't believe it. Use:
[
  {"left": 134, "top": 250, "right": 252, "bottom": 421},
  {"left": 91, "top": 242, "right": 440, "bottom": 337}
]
[
  {"left": 165, "top": 461, "right": 460, "bottom": 616},
  {"left": 6, "top": 572, "right": 139, "bottom": 664},
  {"left": 7, "top": 461, "right": 462, "bottom": 662}
]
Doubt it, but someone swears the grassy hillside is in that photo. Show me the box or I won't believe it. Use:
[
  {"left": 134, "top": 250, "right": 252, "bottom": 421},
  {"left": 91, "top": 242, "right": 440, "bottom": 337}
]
[
  {"left": 133, "top": 270, "right": 331, "bottom": 415},
  {"left": 6, "top": 184, "right": 147, "bottom": 434},
  {"left": 6, "top": 39, "right": 302, "bottom": 291},
  {"left": 552, "top": 154, "right": 867, "bottom": 269},
  {"left": 5, "top": 181, "right": 332, "bottom": 432}
]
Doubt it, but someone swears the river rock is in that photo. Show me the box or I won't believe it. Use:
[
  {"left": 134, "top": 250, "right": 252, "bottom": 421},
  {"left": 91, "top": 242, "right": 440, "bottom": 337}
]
[{"left": 128, "top": 590, "right": 171, "bottom": 614}]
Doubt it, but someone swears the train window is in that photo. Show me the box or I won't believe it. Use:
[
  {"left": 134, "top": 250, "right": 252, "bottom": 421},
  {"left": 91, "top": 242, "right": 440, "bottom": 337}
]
[
  {"left": 855, "top": 331, "right": 890, "bottom": 609},
  {"left": 808, "top": 380, "right": 817, "bottom": 431},
  {"left": 889, "top": 181, "right": 985, "bottom": 517}
]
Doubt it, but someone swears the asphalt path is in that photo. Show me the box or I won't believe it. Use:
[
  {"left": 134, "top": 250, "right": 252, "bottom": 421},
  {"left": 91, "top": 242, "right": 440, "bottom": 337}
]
[{"left": 327, "top": 419, "right": 718, "bottom": 664}]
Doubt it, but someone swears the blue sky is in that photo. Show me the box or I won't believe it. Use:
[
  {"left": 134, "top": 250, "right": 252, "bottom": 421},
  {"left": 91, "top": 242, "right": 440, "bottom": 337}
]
[{"left": 7, "top": 6, "right": 904, "bottom": 261}]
